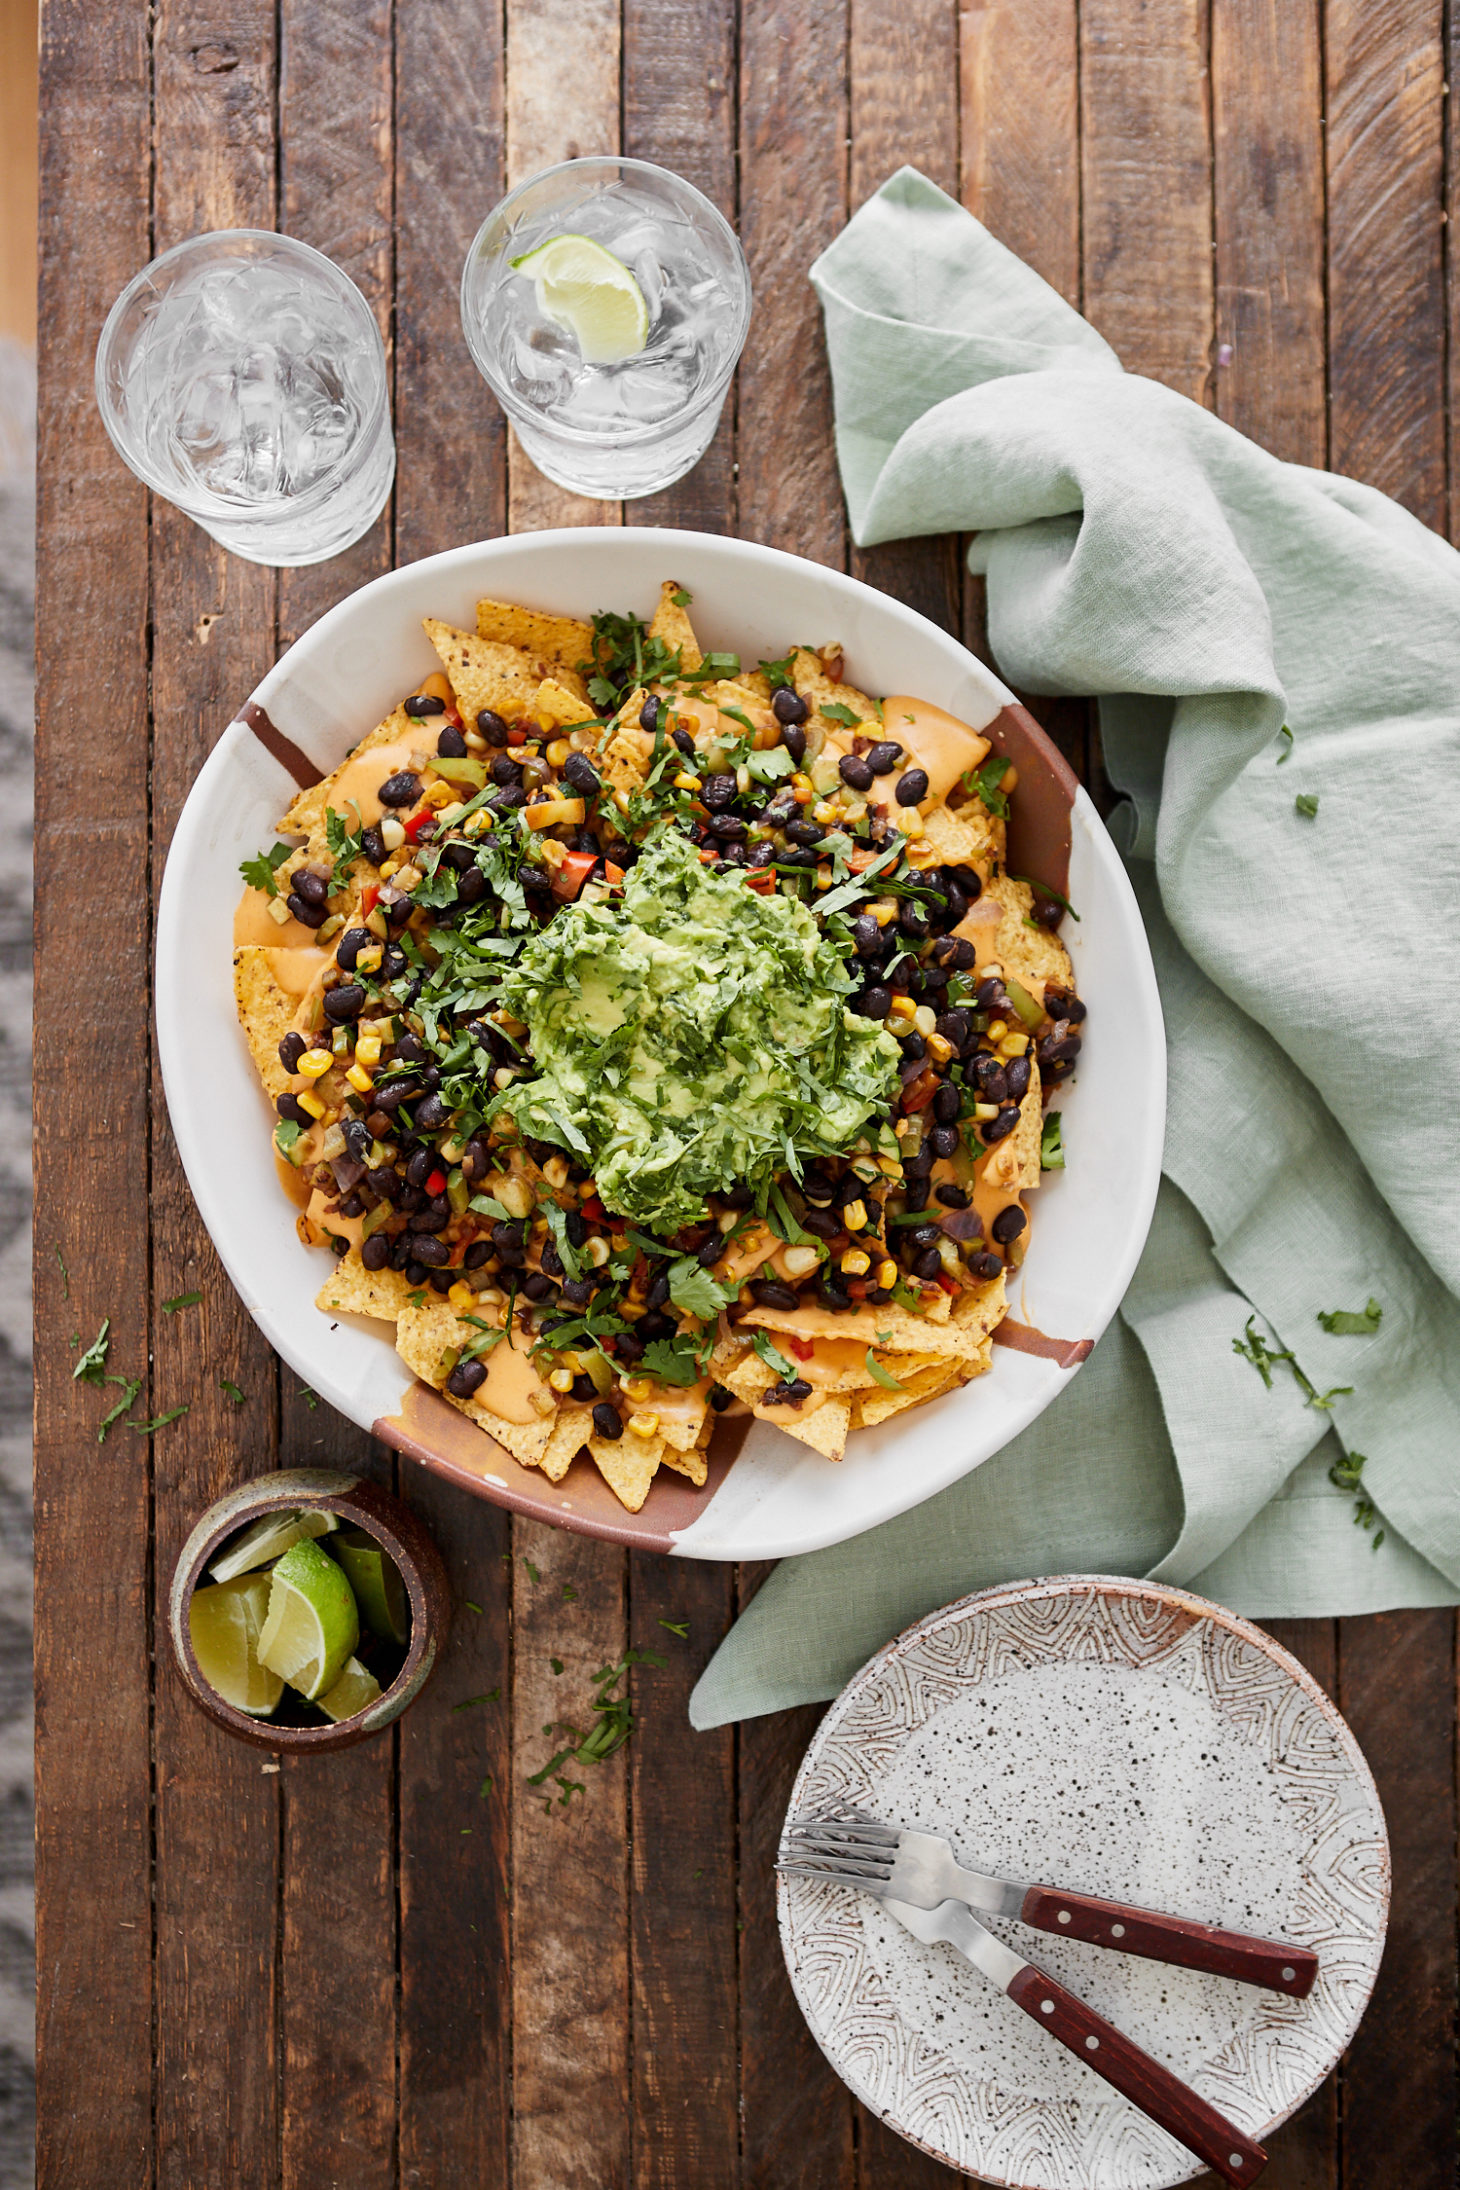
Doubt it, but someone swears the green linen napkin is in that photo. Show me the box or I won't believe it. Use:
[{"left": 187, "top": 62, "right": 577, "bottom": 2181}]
[{"left": 690, "top": 166, "right": 1460, "bottom": 1731}]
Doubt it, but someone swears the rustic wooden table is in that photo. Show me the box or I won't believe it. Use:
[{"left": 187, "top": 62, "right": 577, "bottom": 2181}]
[{"left": 33, "top": 0, "right": 1458, "bottom": 2183}]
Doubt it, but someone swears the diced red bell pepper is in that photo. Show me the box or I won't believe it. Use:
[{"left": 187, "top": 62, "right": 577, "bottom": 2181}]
[
  {"left": 580, "top": 1194, "right": 608, "bottom": 1225},
  {"left": 935, "top": 1271, "right": 959, "bottom": 1295},
  {"left": 426, "top": 1168, "right": 447, "bottom": 1196},
  {"left": 507, "top": 724, "right": 528, "bottom": 747},
  {"left": 787, "top": 1336, "right": 814, "bottom": 1362},
  {"left": 743, "top": 867, "right": 776, "bottom": 894},
  {"left": 360, "top": 881, "right": 381, "bottom": 918},
  {"left": 604, "top": 860, "right": 626, "bottom": 886},
  {"left": 846, "top": 1278, "right": 869, "bottom": 1301},
  {"left": 901, "top": 1067, "right": 939, "bottom": 1113},
  {"left": 551, "top": 849, "right": 599, "bottom": 902},
  {"left": 404, "top": 807, "right": 435, "bottom": 844},
  {"left": 697, "top": 848, "right": 719, "bottom": 866}
]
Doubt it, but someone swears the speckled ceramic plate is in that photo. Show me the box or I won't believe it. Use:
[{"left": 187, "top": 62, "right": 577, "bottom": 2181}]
[{"left": 779, "top": 1576, "right": 1388, "bottom": 2189}]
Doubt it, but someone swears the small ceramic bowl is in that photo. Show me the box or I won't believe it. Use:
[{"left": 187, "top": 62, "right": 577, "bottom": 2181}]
[{"left": 169, "top": 1468, "right": 450, "bottom": 1751}]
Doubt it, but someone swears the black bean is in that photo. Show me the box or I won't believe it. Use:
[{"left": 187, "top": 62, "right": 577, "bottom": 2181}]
[
  {"left": 414, "top": 1092, "right": 450, "bottom": 1131},
  {"left": 976, "top": 977, "right": 1006, "bottom": 1010},
  {"left": 802, "top": 1207, "right": 841, "bottom": 1240},
  {"left": 719, "top": 1183, "right": 754, "bottom": 1210},
  {"left": 670, "top": 727, "right": 696, "bottom": 758},
  {"left": 491, "top": 1220, "right": 527, "bottom": 1252},
  {"left": 592, "top": 1401, "right": 623, "bottom": 1440},
  {"left": 969, "top": 1249, "right": 1003, "bottom": 1280},
  {"left": 436, "top": 722, "right": 469, "bottom": 758},
  {"left": 562, "top": 1278, "right": 596, "bottom": 1308},
  {"left": 638, "top": 1309, "right": 676, "bottom": 1341},
  {"left": 935, "top": 1182, "right": 969, "bottom": 1208},
  {"left": 749, "top": 1279, "right": 799, "bottom": 1311},
  {"left": 983, "top": 1105, "right": 1021, "bottom": 1144},
  {"left": 378, "top": 771, "right": 420, "bottom": 808},
  {"left": 907, "top": 1223, "right": 941, "bottom": 1247},
  {"left": 709, "top": 814, "right": 748, "bottom": 841},
  {"left": 287, "top": 892, "right": 327, "bottom": 930},
  {"left": 856, "top": 986, "right": 891, "bottom": 1020},
  {"left": 785, "top": 818, "right": 823, "bottom": 847},
  {"left": 381, "top": 944, "right": 408, "bottom": 977},
  {"left": 895, "top": 767, "right": 930, "bottom": 807},
  {"left": 404, "top": 1148, "right": 433, "bottom": 1189},
  {"left": 605, "top": 838, "right": 635, "bottom": 869},
  {"left": 772, "top": 687, "right": 808, "bottom": 725},
  {"left": 697, "top": 1234, "right": 725, "bottom": 1266},
  {"left": 523, "top": 1272, "right": 557, "bottom": 1303},
  {"left": 903, "top": 1144, "right": 934, "bottom": 1179},
  {"left": 900, "top": 1031, "right": 926, "bottom": 1060},
  {"left": 476, "top": 710, "right": 509, "bottom": 745},
  {"left": 615, "top": 1331, "right": 645, "bottom": 1363},
  {"left": 937, "top": 1010, "right": 975, "bottom": 1052},
  {"left": 342, "top": 1117, "right": 373, "bottom": 1163},
  {"left": 801, "top": 1169, "right": 835, "bottom": 1203},
  {"left": 360, "top": 825, "right": 387, "bottom": 866},
  {"left": 435, "top": 840, "right": 472, "bottom": 872},
  {"left": 406, "top": 1234, "right": 451, "bottom": 1267},
  {"left": 912, "top": 1246, "right": 945, "bottom": 1280},
  {"left": 933, "top": 1082, "right": 961, "bottom": 1125},
  {"left": 333, "top": 927, "right": 371, "bottom": 973},
  {"left": 866, "top": 740, "right": 904, "bottom": 776},
  {"left": 992, "top": 1204, "right": 1027, "bottom": 1246},
  {"left": 899, "top": 902, "right": 929, "bottom": 939},
  {"left": 645, "top": 1270, "right": 671, "bottom": 1312},
  {"left": 323, "top": 983, "right": 366, "bottom": 1024},
  {"left": 765, "top": 1378, "right": 813, "bottom": 1408},
  {"left": 703, "top": 772, "right": 736, "bottom": 810},
  {"left": 948, "top": 865, "right": 984, "bottom": 899},
  {"left": 971, "top": 1055, "right": 1008, "bottom": 1102},
  {"left": 277, "top": 1030, "right": 307, "bottom": 1072},
  {"left": 461, "top": 1240, "right": 493, "bottom": 1271},
  {"left": 929, "top": 1124, "right": 959, "bottom": 1159},
  {"left": 1005, "top": 1055, "right": 1031, "bottom": 1101},
  {"left": 492, "top": 753, "right": 524, "bottom": 787},
  {"left": 562, "top": 1208, "right": 587, "bottom": 1248},
  {"left": 708, "top": 1384, "right": 733, "bottom": 1412},
  {"left": 932, "top": 936, "right": 976, "bottom": 971},
  {"left": 446, "top": 1356, "right": 487, "bottom": 1398},
  {"left": 405, "top": 692, "right": 445, "bottom": 717},
  {"left": 356, "top": 1231, "right": 390, "bottom": 1271},
  {"left": 639, "top": 695, "right": 661, "bottom": 734},
  {"left": 275, "top": 1092, "right": 310, "bottom": 1126},
  {"left": 1031, "top": 896, "right": 1064, "bottom": 930},
  {"left": 838, "top": 754, "right": 874, "bottom": 792},
  {"left": 292, "top": 868, "right": 328, "bottom": 907},
  {"left": 414, "top": 1196, "right": 451, "bottom": 1233},
  {"left": 779, "top": 722, "right": 806, "bottom": 762},
  {"left": 1044, "top": 984, "right": 1087, "bottom": 1024},
  {"left": 1037, "top": 1031, "right": 1083, "bottom": 1067},
  {"left": 562, "top": 751, "right": 600, "bottom": 796}
]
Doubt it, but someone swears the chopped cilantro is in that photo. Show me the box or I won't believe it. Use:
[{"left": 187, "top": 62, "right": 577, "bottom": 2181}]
[
  {"left": 1328, "top": 1448, "right": 1385, "bottom": 1550},
  {"left": 1276, "top": 724, "right": 1294, "bottom": 764},
  {"left": 527, "top": 1646, "right": 667, "bottom": 1797},
  {"left": 864, "top": 1350, "right": 906, "bottom": 1393},
  {"left": 1233, "top": 1314, "right": 1351, "bottom": 1411},
  {"left": 162, "top": 1291, "right": 202, "bottom": 1313},
  {"left": 72, "top": 1320, "right": 111, "bottom": 1385},
  {"left": 324, "top": 804, "right": 366, "bottom": 890},
  {"left": 129, "top": 1404, "right": 189, "bottom": 1433},
  {"left": 1295, "top": 793, "right": 1319, "bottom": 819},
  {"left": 239, "top": 842, "right": 292, "bottom": 897},
  {"left": 659, "top": 1618, "right": 689, "bottom": 1638},
  {"left": 1040, "top": 1113, "right": 1066, "bottom": 1171},
  {"left": 758, "top": 654, "right": 795, "bottom": 690},
  {"left": 640, "top": 1337, "right": 703, "bottom": 1387},
  {"left": 1012, "top": 874, "right": 1080, "bottom": 922},
  {"left": 219, "top": 1377, "right": 246, "bottom": 1406},
  {"left": 98, "top": 1376, "right": 142, "bottom": 1443},
  {"left": 819, "top": 701, "right": 862, "bottom": 727},
  {"left": 963, "top": 752, "right": 1011, "bottom": 819},
  {"left": 671, "top": 587, "right": 693, "bottom": 608},
  {"left": 667, "top": 1255, "right": 737, "bottom": 1323},
  {"left": 541, "top": 1200, "right": 584, "bottom": 1282},
  {"left": 54, "top": 1246, "right": 68, "bottom": 1298},
  {"left": 1317, "top": 1298, "right": 1383, "bottom": 1336},
  {"left": 275, "top": 1117, "right": 304, "bottom": 1162},
  {"left": 750, "top": 1329, "right": 798, "bottom": 1382}
]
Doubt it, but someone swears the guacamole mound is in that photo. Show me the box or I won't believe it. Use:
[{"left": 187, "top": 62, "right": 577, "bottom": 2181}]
[{"left": 498, "top": 831, "right": 901, "bottom": 1233}]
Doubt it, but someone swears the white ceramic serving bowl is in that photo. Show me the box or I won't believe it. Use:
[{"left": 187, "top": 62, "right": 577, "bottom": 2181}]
[{"left": 157, "top": 528, "right": 1164, "bottom": 1561}]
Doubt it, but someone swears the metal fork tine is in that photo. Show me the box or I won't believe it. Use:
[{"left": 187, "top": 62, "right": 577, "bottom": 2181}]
[
  {"left": 785, "top": 1835, "right": 895, "bottom": 1869},
  {"left": 776, "top": 1851, "right": 892, "bottom": 1880},
  {"left": 786, "top": 1827, "right": 897, "bottom": 1859},
  {"left": 788, "top": 1813, "right": 899, "bottom": 1847},
  {"left": 776, "top": 1862, "right": 890, "bottom": 1892}
]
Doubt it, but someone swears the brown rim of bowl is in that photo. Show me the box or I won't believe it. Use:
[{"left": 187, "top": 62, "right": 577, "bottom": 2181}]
[{"left": 168, "top": 1468, "right": 451, "bottom": 1752}]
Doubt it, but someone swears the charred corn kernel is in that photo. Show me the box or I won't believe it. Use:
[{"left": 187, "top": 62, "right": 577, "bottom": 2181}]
[
  {"left": 735, "top": 763, "right": 752, "bottom": 794},
  {"left": 463, "top": 808, "right": 490, "bottom": 836},
  {"left": 365, "top": 907, "right": 389, "bottom": 940},
  {"left": 298, "top": 1047, "right": 333, "bottom": 1080},
  {"left": 448, "top": 1281, "right": 475, "bottom": 1310},
  {"left": 379, "top": 816, "right": 406, "bottom": 851},
  {"left": 344, "top": 1063, "right": 374, "bottom": 1094},
  {"left": 811, "top": 799, "right": 838, "bottom": 825},
  {"left": 876, "top": 1258, "right": 898, "bottom": 1290},
  {"left": 840, "top": 1248, "right": 872, "bottom": 1277},
  {"left": 911, "top": 1004, "right": 936, "bottom": 1038},
  {"left": 870, "top": 899, "right": 897, "bottom": 926},
  {"left": 585, "top": 1235, "right": 611, "bottom": 1267},
  {"left": 621, "top": 1374, "right": 654, "bottom": 1403},
  {"left": 673, "top": 770, "right": 699, "bottom": 792},
  {"left": 999, "top": 1032, "right": 1031, "bottom": 1059},
  {"left": 464, "top": 728, "right": 487, "bottom": 753},
  {"left": 496, "top": 1177, "right": 534, "bottom": 1219},
  {"left": 546, "top": 737, "right": 571, "bottom": 768},
  {"left": 378, "top": 853, "right": 402, "bottom": 879},
  {"left": 815, "top": 864, "right": 833, "bottom": 890},
  {"left": 423, "top": 779, "right": 456, "bottom": 810},
  {"left": 974, "top": 1100, "right": 999, "bottom": 1121},
  {"left": 493, "top": 1067, "right": 516, "bottom": 1091},
  {"left": 613, "top": 788, "right": 632, "bottom": 815},
  {"left": 887, "top": 995, "right": 917, "bottom": 1027},
  {"left": 296, "top": 1090, "right": 326, "bottom": 1120},
  {"left": 627, "top": 1411, "right": 659, "bottom": 1439},
  {"left": 492, "top": 1010, "right": 528, "bottom": 1036},
  {"left": 986, "top": 1019, "right": 1007, "bottom": 1041},
  {"left": 266, "top": 895, "right": 292, "bottom": 926},
  {"left": 790, "top": 771, "right": 814, "bottom": 796},
  {"left": 905, "top": 839, "right": 940, "bottom": 869},
  {"left": 436, "top": 801, "right": 467, "bottom": 826},
  {"left": 925, "top": 1032, "right": 956, "bottom": 1064},
  {"left": 542, "top": 1154, "right": 570, "bottom": 1189},
  {"left": 475, "top": 1285, "right": 505, "bottom": 1307},
  {"left": 781, "top": 1244, "right": 822, "bottom": 1278},
  {"left": 549, "top": 1367, "right": 576, "bottom": 1394},
  {"left": 536, "top": 836, "right": 567, "bottom": 871},
  {"left": 841, "top": 1198, "right": 868, "bottom": 1232},
  {"left": 355, "top": 1033, "right": 383, "bottom": 1067},
  {"left": 897, "top": 808, "right": 925, "bottom": 838}
]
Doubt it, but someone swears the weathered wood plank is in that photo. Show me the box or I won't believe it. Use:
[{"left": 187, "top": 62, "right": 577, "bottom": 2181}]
[
  {"left": 1210, "top": 0, "right": 1326, "bottom": 466},
  {"left": 1080, "top": 0, "right": 1215, "bottom": 403},
  {"left": 1337, "top": 1610, "right": 1456, "bottom": 2188},
  {"left": 960, "top": 0, "right": 1080, "bottom": 306},
  {"left": 512, "top": 1520, "right": 631, "bottom": 2190},
  {"left": 858, "top": 2108, "right": 965, "bottom": 2185},
  {"left": 32, "top": 27, "right": 155, "bottom": 2176},
  {"left": 1325, "top": 0, "right": 1446, "bottom": 527}
]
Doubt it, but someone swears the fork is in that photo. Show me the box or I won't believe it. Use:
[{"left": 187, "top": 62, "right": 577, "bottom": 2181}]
[{"left": 780, "top": 1811, "right": 1318, "bottom": 1997}]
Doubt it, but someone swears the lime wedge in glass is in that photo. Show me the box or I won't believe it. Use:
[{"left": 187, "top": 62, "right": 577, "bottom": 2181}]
[
  {"left": 317, "top": 1655, "right": 384, "bottom": 1725},
  {"left": 509, "top": 234, "right": 650, "bottom": 365},
  {"left": 257, "top": 1537, "right": 360, "bottom": 1701},
  {"left": 330, "top": 1529, "right": 410, "bottom": 1646},
  {"left": 208, "top": 1507, "right": 339, "bottom": 1583},
  {"left": 190, "top": 1574, "right": 284, "bottom": 1717}
]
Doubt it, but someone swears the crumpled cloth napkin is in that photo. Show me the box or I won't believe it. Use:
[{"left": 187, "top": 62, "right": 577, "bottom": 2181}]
[{"left": 690, "top": 166, "right": 1460, "bottom": 1730}]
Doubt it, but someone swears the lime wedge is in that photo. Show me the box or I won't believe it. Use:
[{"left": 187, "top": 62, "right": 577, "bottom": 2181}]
[
  {"left": 208, "top": 1507, "right": 339, "bottom": 1584},
  {"left": 257, "top": 1538, "right": 360, "bottom": 1701},
  {"left": 331, "top": 1529, "right": 410, "bottom": 1646},
  {"left": 190, "top": 1574, "right": 284, "bottom": 1717},
  {"left": 317, "top": 1655, "right": 384, "bottom": 1725},
  {"left": 509, "top": 233, "right": 650, "bottom": 365}
]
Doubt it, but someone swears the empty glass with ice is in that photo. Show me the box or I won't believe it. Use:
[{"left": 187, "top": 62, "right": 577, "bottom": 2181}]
[
  {"left": 460, "top": 158, "right": 752, "bottom": 501},
  {"left": 95, "top": 230, "right": 395, "bottom": 566}
]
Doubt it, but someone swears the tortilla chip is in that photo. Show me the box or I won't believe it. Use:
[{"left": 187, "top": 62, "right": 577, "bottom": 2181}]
[
  {"left": 532, "top": 676, "right": 594, "bottom": 731},
  {"left": 660, "top": 1442, "right": 709, "bottom": 1486},
  {"left": 475, "top": 597, "right": 595, "bottom": 681},
  {"left": 595, "top": 687, "right": 654, "bottom": 805},
  {"left": 858, "top": 1361, "right": 963, "bottom": 1428},
  {"left": 315, "top": 1250, "right": 418, "bottom": 1324},
  {"left": 788, "top": 646, "right": 880, "bottom": 734},
  {"left": 423, "top": 618, "right": 541, "bottom": 728},
  {"left": 394, "top": 1301, "right": 556, "bottom": 1464},
  {"left": 982, "top": 872, "right": 1074, "bottom": 1000},
  {"left": 771, "top": 1395, "right": 852, "bottom": 1461},
  {"left": 279, "top": 703, "right": 416, "bottom": 844},
  {"left": 233, "top": 946, "right": 297, "bottom": 1099},
  {"left": 649, "top": 580, "right": 702, "bottom": 670},
  {"left": 706, "top": 678, "right": 776, "bottom": 731},
  {"left": 920, "top": 796, "right": 1002, "bottom": 873},
  {"left": 721, "top": 1352, "right": 776, "bottom": 1405},
  {"left": 651, "top": 1395, "right": 710, "bottom": 1452},
  {"left": 541, "top": 1406, "right": 594, "bottom": 1485},
  {"left": 588, "top": 1430, "right": 663, "bottom": 1512},
  {"left": 1010, "top": 1067, "right": 1044, "bottom": 1194},
  {"left": 742, "top": 1301, "right": 985, "bottom": 1360}
]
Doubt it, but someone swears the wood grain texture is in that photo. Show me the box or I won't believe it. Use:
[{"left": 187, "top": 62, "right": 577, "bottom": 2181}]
[
  {"left": 1080, "top": 0, "right": 1215, "bottom": 403},
  {"left": 511, "top": 1520, "right": 629, "bottom": 2190},
  {"left": 31, "top": 128, "right": 152, "bottom": 2144},
  {"left": 1336, "top": 1610, "right": 1456, "bottom": 2188},
  {"left": 1325, "top": 0, "right": 1445, "bottom": 528},
  {"left": 1210, "top": 0, "right": 1325, "bottom": 465},
  {"left": 959, "top": 0, "right": 1080, "bottom": 306},
  {"left": 859, "top": 2105, "right": 966, "bottom": 2187}
]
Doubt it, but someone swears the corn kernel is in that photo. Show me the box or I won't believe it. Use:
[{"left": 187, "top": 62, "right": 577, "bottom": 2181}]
[
  {"left": 790, "top": 771, "right": 814, "bottom": 795},
  {"left": 781, "top": 1244, "right": 822, "bottom": 1278},
  {"left": 423, "top": 779, "right": 456, "bottom": 810},
  {"left": 436, "top": 802, "right": 467, "bottom": 827},
  {"left": 913, "top": 1004, "right": 937, "bottom": 1037},
  {"left": 296, "top": 1091, "right": 325, "bottom": 1120},
  {"left": 792, "top": 785, "right": 815, "bottom": 806},
  {"left": 621, "top": 1375, "right": 654, "bottom": 1402},
  {"left": 541, "top": 1154, "right": 570, "bottom": 1189},
  {"left": 585, "top": 1235, "right": 611, "bottom": 1267},
  {"left": 355, "top": 944, "right": 384, "bottom": 976},
  {"left": 463, "top": 809, "right": 490, "bottom": 837},
  {"left": 298, "top": 1047, "right": 333, "bottom": 1080},
  {"left": 876, "top": 1259, "right": 898, "bottom": 1290},
  {"left": 925, "top": 1032, "right": 955, "bottom": 1064},
  {"left": 736, "top": 763, "right": 752, "bottom": 794},
  {"left": 464, "top": 729, "right": 487, "bottom": 753},
  {"left": 814, "top": 865, "right": 832, "bottom": 890},
  {"left": 673, "top": 770, "right": 699, "bottom": 792},
  {"left": 379, "top": 816, "right": 405, "bottom": 851},
  {"left": 869, "top": 899, "right": 897, "bottom": 926},
  {"left": 549, "top": 1367, "right": 576, "bottom": 1394},
  {"left": 897, "top": 808, "right": 925, "bottom": 838},
  {"left": 344, "top": 1063, "right": 374, "bottom": 1094},
  {"left": 986, "top": 1019, "right": 1007, "bottom": 1041},
  {"left": 378, "top": 853, "right": 402, "bottom": 879},
  {"left": 887, "top": 995, "right": 917, "bottom": 1025},
  {"left": 974, "top": 1101, "right": 999, "bottom": 1121},
  {"left": 904, "top": 839, "right": 941, "bottom": 869},
  {"left": 840, "top": 1248, "right": 871, "bottom": 1277},
  {"left": 937, "top": 1235, "right": 961, "bottom": 1275},
  {"left": 841, "top": 1198, "right": 868, "bottom": 1232},
  {"left": 448, "top": 1281, "right": 475, "bottom": 1310},
  {"left": 493, "top": 1067, "right": 516, "bottom": 1091},
  {"left": 266, "top": 895, "right": 292, "bottom": 926},
  {"left": 546, "top": 737, "right": 571, "bottom": 767},
  {"left": 627, "top": 1411, "right": 659, "bottom": 1439}
]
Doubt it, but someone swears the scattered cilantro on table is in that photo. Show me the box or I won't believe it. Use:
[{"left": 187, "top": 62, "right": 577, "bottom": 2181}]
[
  {"left": 1317, "top": 1298, "right": 1382, "bottom": 1336},
  {"left": 1233, "top": 1314, "right": 1351, "bottom": 1411},
  {"left": 1329, "top": 1449, "right": 1385, "bottom": 1551}
]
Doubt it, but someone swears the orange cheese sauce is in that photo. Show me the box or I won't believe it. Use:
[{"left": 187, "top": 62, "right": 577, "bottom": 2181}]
[
  {"left": 881, "top": 695, "right": 991, "bottom": 802},
  {"left": 234, "top": 890, "right": 325, "bottom": 952}
]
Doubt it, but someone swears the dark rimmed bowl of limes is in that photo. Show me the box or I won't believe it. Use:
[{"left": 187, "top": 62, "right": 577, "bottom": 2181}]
[{"left": 169, "top": 1468, "right": 450, "bottom": 1751}]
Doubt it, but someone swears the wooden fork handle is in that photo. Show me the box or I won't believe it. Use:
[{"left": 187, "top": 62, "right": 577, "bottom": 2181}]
[
  {"left": 1020, "top": 1885, "right": 1318, "bottom": 1997},
  {"left": 1006, "top": 1966, "right": 1267, "bottom": 2186}
]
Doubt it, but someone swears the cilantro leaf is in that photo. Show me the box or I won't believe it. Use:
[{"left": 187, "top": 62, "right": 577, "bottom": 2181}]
[
  {"left": 667, "top": 1256, "right": 737, "bottom": 1323},
  {"left": 1039, "top": 1113, "right": 1065, "bottom": 1171},
  {"left": 1317, "top": 1298, "right": 1383, "bottom": 1336},
  {"left": 324, "top": 804, "right": 366, "bottom": 890},
  {"left": 746, "top": 745, "right": 796, "bottom": 786},
  {"left": 819, "top": 701, "right": 862, "bottom": 728},
  {"left": 129, "top": 1404, "right": 189, "bottom": 1433},
  {"left": 412, "top": 865, "right": 461, "bottom": 910},
  {"left": 963, "top": 752, "right": 1011, "bottom": 819},
  {"left": 758, "top": 654, "right": 795, "bottom": 691},
  {"left": 541, "top": 1201, "right": 584, "bottom": 1282},
  {"left": 864, "top": 1349, "right": 906, "bottom": 1392},
  {"left": 750, "top": 1329, "right": 798, "bottom": 1381},
  {"left": 72, "top": 1319, "right": 111, "bottom": 1385},
  {"left": 1295, "top": 792, "right": 1319, "bottom": 819},
  {"left": 219, "top": 1377, "right": 246, "bottom": 1406},
  {"left": 162, "top": 1291, "right": 202, "bottom": 1313},
  {"left": 98, "top": 1375, "right": 142, "bottom": 1443},
  {"left": 640, "top": 1337, "right": 703, "bottom": 1387},
  {"left": 275, "top": 1118, "right": 304, "bottom": 1161},
  {"left": 1276, "top": 724, "right": 1294, "bottom": 764},
  {"left": 239, "top": 842, "right": 292, "bottom": 897},
  {"left": 671, "top": 587, "right": 693, "bottom": 608},
  {"left": 766, "top": 1182, "right": 811, "bottom": 1245}
]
